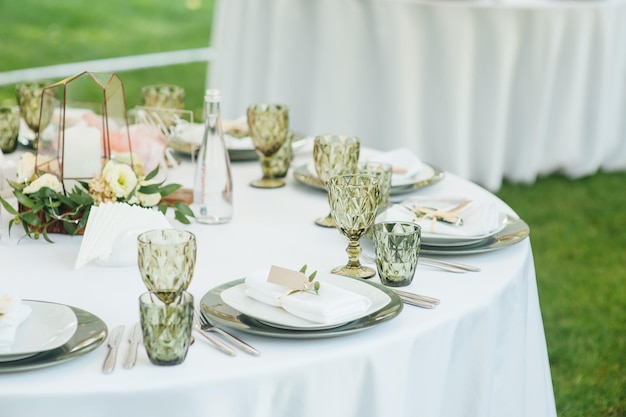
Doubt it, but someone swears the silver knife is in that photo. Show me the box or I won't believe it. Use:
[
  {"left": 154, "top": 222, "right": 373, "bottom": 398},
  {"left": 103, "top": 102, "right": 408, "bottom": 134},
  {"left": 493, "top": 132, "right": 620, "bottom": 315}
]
[
  {"left": 102, "top": 325, "right": 125, "bottom": 374},
  {"left": 123, "top": 323, "right": 142, "bottom": 369}
]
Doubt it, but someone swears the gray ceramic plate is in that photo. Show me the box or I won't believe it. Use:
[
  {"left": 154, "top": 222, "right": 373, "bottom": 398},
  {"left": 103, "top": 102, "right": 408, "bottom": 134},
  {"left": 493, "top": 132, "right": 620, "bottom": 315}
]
[
  {"left": 200, "top": 278, "right": 403, "bottom": 339},
  {"left": 0, "top": 303, "right": 108, "bottom": 373},
  {"left": 293, "top": 162, "right": 445, "bottom": 195},
  {"left": 420, "top": 215, "right": 530, "bottom": 256}
]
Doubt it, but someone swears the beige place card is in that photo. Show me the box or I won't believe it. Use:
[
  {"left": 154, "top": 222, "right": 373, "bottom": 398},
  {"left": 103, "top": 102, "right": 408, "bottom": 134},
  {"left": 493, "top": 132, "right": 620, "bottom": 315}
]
[{"left": 267, "top": 265, "right": 308, "bottom": 290}]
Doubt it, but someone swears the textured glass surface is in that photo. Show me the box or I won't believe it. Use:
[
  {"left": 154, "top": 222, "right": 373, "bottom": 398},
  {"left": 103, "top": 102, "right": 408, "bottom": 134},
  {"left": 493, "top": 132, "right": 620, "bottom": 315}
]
[
  {"left": 373, "top": 222, "right": 421, "bottom": 287},
  {"left": 137, "top": 230, "right": 197, "bottom": 301},
  {"left": 247, "top": 104, "right": 289, "bottom": 188},
  {"left": 328, "top": 174, "right": 380, "bottom": 278},
  {"left": 358, "top": 162, "right": 392, "bottom": 210},
  {"left": 313, "top": 134, "right": 360, "bottom": 227},
  {"left": 0, "top": 107, "right": 20, "bottom": 153},
  {"left": 15, "top": 81, "right": 55, "bottom": 144},
  {"left": 141, "top": 84, "right": 185, "bottom": 127},
  {"left": 140, "top": 291, "right": 193, "bottom": 366},
  {"left": 270, "top": 131, "right": 294, "bottom": 178}
]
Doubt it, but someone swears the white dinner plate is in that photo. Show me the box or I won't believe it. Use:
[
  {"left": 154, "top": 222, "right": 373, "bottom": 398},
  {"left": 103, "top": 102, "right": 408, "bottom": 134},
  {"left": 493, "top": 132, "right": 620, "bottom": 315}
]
[
  {"left": 220, "top": 274, "right": 391, "bottom": 331},
  {"left": 0, "top": 301, "right": 78, "bottom": 362},
  {"left": 419, "top": 212, "right": 508, "bottom": 247}
]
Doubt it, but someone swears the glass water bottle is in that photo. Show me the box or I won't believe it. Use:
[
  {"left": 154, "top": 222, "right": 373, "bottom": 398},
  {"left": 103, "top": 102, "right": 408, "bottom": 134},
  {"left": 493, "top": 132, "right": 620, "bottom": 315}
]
[{"left": 193, "top": 89, "right": 233, "bottom": 224}]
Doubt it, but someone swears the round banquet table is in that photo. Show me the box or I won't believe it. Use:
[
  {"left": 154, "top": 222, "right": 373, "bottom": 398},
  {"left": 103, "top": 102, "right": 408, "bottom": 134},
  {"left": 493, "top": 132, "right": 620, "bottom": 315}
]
[
  {"left": 208, "top": 0, "right": 626, "bottom": 191},
  {"left": 0, "top": 152, "right": 556, "bottom": 417}
]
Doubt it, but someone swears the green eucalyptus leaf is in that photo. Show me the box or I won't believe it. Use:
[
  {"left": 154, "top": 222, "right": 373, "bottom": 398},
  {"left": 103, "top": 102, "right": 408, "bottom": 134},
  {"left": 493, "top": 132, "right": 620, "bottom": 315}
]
[
  {"left": 174, "top": 210, "right": 191, "bottom": 224},
  {"left": 138, "top": 183, "right": 161, "bottom": 194},
  {"left": 173, "top": 201, "right": 194, "bottom": 217},
  {"left": 21, "top": 212, "right": 41, "bottom": 226},
  {"left": 299, "top": 264, "right": 307, "bottom": 273},
  {"left": 0, "top": 198, "right": 17, "bottom": 215},
  {"left": 15, "top": 192, "right": 35, "bottom": 208},
  {"left": 144, "top": 166, "right": 159, "bottom": 181},
  {"left": 158, "top": 183, "right": 181, "bottom": 197}
]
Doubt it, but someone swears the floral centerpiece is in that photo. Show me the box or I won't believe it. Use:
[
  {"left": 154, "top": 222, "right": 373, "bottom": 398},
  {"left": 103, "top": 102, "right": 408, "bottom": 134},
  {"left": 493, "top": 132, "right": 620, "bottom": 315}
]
[{"left": 0, "top": 152, "right": 193, "bottom": 242}]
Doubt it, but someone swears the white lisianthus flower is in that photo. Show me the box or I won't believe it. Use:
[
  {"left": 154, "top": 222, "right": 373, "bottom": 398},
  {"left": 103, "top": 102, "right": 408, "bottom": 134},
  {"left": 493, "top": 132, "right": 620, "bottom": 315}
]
[
  {"left": 23, "top": 173, "right": 63, "bottom": 194},
  {"left": 16, "top": 152, "right": 36, "bottom": 183},
  {"left": 101, "top": 161, "right": 138, "bottom": 198}
]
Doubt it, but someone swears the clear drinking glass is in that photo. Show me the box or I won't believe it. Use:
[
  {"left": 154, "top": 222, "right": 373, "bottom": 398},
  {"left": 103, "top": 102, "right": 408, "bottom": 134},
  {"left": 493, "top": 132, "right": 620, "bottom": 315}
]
[
  {"left": 140, "top": 291, "right": 194, "bottom": 366},
  {"left": 247, "top": 104, "right": 289, "bottom": 188},
  {"left": 137, "top": 229, "right": 197, "bottom": 304},
  {"left": 373, "top": 221, "right": 421, "bottom": 287},
  {"left": 313, "top": 135, "right": 360, "bottom": 227},
  {"left": 328, "top": 174, "right": 380, "bottom": 278}
]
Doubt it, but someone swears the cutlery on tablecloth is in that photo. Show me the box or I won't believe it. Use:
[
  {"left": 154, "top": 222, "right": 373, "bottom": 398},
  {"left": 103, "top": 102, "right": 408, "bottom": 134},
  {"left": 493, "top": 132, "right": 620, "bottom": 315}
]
[
  {"left": 198, "top": 309, "right": 260, "bottom": 356},
  {"left": 420, "top": 256, "right": 480, "bottom": 272},
  {"left": 193, "top": 308, "right": 237, "bottom": 357},
  {"left": 360, "top": 252, "right": 469, "bottom": 273},
  {"left": 123, "top": 323, "right": 142, "bottom": 369},
  {"left": 102, "top": 325, "right": 125, "bottom": 374}
]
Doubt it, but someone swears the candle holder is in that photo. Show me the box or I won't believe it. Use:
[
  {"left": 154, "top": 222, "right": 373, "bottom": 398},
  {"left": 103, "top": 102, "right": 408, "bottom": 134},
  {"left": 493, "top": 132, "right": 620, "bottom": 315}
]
[{"left": 36, "top": 71, "right": 133, "bottom": 193}]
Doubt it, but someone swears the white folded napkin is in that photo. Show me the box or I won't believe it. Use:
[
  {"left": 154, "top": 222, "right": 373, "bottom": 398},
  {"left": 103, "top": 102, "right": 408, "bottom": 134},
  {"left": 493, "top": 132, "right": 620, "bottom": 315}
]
[
  {"left": 0, "top": 290, "right": 32, "bottom": 352},
  {"left": 244, "top": 270, "right": 372, "bottom": 324},
  {"left": 75, "top": 202, "right": 171, "bottom": 268},
  {"left": 360, "top": 148, "right": 425, "bottom": 183},
  {"left": 377, "top": 196, "right": 502, "bottom": 237}
]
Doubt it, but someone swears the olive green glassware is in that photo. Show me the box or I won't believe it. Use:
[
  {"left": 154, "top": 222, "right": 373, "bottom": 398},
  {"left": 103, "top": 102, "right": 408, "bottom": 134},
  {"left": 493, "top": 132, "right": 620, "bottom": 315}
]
[
  {"left": 247, "top": 104, "right": 289, "bottom": 188},
  {"left": 0, "top": 106, "right": 20, "bottom": 153},
  {"left": 140, "top": 291, "right": 194, "bottom": 366},
  {"left": 313, "top": 134, "right": 360, "bottom": 227},
  {"left": 141, "top": 84, "right": 185, "bottom": 128},
  {"left": 15, "top": 81, "right": 55, "bottom": 149},
  {"left": 137, "top": 229, "right": 197, "bottom": 304},
  {"left": 373, "top": 221, "right": 421, "bottom": 287},
  {"left": 358, "top": 161, "right": 392, "bottom": 211},
  {"left": 270, "top": 130, "right": 294, "bottom": 178},
  {"left": 328, "top": 174, "right": 380, "bottom": 279}
]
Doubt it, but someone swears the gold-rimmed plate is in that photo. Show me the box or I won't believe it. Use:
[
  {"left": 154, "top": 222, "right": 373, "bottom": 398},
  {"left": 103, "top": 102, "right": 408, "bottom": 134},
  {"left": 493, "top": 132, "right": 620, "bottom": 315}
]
[
  {"left": 200, "top": 278, "right": 402, "bottom": 339},
  {"left": 293, "top": 162, "right": 445, "bottom": 195}
]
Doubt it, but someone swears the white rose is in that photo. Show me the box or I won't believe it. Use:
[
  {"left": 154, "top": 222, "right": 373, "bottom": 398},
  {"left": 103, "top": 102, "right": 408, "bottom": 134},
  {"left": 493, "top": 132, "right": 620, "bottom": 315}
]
[
  {"left": 102, "top": 161, "right": 138, "bottom": 198},
  {"left": 16, "top": 152, "right": 36, "bottom": 183},
  {"left": 23, "top": 173, "right": 63, "bottom": 194}
]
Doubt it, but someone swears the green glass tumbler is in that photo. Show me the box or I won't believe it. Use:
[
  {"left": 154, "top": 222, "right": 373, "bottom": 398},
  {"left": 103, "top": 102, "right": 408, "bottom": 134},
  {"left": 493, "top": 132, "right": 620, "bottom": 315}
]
[
  {"left": 140, "top": 291, "right": 193, "bottom": 366},
  {"left": 137, "top": 229, "right": 197, "bottom": 304},
  {"left": 0, "top": 106, "right": 20, "bottom": 153},
  {"left": 373, "top": 221, "right": 421, "bottom": 287}
]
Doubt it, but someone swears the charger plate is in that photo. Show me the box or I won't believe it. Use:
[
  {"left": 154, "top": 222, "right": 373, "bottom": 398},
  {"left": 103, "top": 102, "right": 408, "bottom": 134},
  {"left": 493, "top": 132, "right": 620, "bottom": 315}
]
[
  {"left": 293, "top": 162, "right": 444, "bottom": 195},
  {"left": 0, "top": 304, "right": 107, "bottom": 373},
  {"left": 201, "top": 278, "right": 402, "bottom": 339},
  {"left": 420, "top": 215, "right": 530, "bottom": 255}
]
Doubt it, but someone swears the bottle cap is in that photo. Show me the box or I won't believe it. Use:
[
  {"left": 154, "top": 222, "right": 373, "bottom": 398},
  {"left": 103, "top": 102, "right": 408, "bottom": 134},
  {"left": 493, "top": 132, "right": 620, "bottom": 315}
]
[{"left": 205, "top": 89, "right": 221, "bottom": 102}]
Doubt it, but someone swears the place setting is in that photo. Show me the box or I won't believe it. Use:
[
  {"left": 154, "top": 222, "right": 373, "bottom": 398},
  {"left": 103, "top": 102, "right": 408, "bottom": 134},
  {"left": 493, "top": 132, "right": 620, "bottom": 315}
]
[{"left": 0, "top": 290, "right": 108, "bottom": 373}]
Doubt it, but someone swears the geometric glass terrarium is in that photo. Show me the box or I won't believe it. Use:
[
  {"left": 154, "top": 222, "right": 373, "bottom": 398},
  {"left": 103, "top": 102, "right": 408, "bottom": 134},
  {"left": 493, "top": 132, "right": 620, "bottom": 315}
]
[{"left": 36, "top": 71, "right": 133, "bottom": 193}]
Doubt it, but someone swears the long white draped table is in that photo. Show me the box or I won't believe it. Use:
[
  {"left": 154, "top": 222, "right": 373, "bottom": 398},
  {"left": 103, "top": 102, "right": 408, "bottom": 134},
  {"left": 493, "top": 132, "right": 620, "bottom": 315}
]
[
  {"left": 0, "top": 157, "right": 556, "bottom": 417},
  {"left": 208, "top": 0, "right": 626, "bottom": 190}
]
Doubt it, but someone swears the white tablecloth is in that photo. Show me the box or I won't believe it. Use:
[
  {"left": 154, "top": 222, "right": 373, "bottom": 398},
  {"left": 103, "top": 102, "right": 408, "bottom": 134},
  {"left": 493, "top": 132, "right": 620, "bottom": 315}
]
[
  {"left": 208, "top": 0, "right": 626, "bottom": 190},
  {"left": 0, "top": 154, "right": 556, "bottom": 417}
]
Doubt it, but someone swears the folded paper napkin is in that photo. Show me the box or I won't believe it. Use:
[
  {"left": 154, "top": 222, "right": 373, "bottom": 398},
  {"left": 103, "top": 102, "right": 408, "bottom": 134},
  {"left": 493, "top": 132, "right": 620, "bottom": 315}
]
[
  {"left": 377, "top": 196, "right": 502, "bottom": 237},
  {"left": 75, "top": 202, "right": 171, "bottom": 269},
  {"left": 244, "top": 270, "right": 372, "bottom": 324},
  {"left": 0, "top": 290, "right": 32, "bottom": 352}
]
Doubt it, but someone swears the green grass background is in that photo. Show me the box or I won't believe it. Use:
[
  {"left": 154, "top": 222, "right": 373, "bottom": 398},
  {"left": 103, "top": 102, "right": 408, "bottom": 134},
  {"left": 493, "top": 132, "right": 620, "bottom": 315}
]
[{"left": 1, "top": 1, "right": 624, "bottom": 415}]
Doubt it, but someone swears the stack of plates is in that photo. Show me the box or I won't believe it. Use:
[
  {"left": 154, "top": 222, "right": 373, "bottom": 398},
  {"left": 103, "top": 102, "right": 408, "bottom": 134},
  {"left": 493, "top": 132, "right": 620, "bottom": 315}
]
[
  {"left": 201, "top": 275, "right": 403, "bottom": 339},
  {"left": 0, "top": 301, "right": 107, "bottom": 373}
]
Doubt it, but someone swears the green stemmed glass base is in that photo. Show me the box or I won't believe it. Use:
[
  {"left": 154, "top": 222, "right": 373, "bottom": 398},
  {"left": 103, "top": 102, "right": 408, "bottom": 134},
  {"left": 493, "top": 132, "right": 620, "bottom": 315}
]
[
  {"left": 315, "top": 213, "right": 336, "bottom": 228},
  {"left": 250, "top": 178, "right": 285, "bottom": 188},
  {"left": 331, "top": 264, "right": 376, "bottom": 279}
]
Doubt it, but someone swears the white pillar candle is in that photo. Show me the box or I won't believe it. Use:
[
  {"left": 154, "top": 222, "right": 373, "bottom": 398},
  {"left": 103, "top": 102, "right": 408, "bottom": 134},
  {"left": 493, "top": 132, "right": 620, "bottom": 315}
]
[{"left": 63, "top": 125, "right": 102, "bottom": 179}]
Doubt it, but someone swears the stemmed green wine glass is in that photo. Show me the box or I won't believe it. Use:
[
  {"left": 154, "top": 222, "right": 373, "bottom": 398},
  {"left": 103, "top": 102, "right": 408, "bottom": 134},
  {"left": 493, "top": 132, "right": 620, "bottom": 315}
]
[
  {"left": 327, "top": 174, "right": 380, "bottom": 278},
  {"left": 247, "top": 104, "right": 289, "bottom": 188},
  {"left": 313, "top": 134, "right": 360, "bottom": 227},
  {"left": 15, "top": 81, "right": 55, "bottom": 149}
]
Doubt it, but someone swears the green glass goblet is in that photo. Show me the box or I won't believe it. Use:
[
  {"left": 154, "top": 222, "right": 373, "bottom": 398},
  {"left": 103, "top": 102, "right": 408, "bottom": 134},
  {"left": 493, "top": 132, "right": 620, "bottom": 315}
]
[
  {"left": 137, "top": 229, "right": 197, "bottom": 304},
  {"left": 247, "top": 104, "right": 289, "bottom": 188},
  {"left": 328, "top": 174, "right": 380, "bottom": 278},
  {"left": 15, "top": 81, "right": 55, "bottom": 149},
  {"left": 313, "top": 134, "right": 360, "bottom": 227}
]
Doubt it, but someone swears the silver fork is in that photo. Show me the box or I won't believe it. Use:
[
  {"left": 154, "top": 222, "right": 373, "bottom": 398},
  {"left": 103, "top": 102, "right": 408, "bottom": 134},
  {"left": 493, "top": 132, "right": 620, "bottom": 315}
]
[
  {"left": 193, "top": 308, "right": 237, "bottom": 356},
  {"left": 197, "top": 309, "right": 260, "bottom": 356}
]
